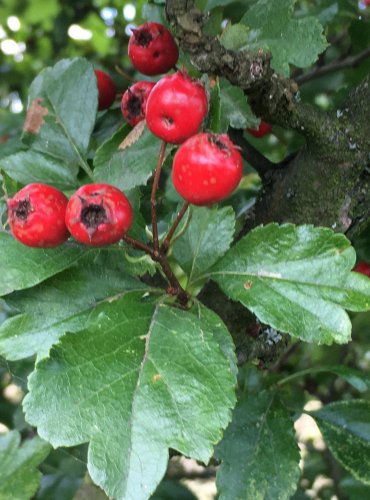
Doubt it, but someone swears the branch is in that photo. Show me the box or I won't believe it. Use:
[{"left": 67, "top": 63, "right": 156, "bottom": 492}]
[
  {"left": 165, "top": 0, "right": 329, "bottom": 140},
  {"left": 296, "top": 46, "right": 370, "bottom": 84},
  {"left": 228, "top": 128, "right": 276, "bottom": 176}
]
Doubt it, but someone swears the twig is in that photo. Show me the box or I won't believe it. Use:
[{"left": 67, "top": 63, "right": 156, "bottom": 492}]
[
  {"left": 151, "top": 141, "right": 167, "bottom": 252},
  {"left": 296, "top": 46, "right": 370, "bottom": 84},
  {"left": 121, "top": 235, "right": 154, "bottom": 256},
  {"left": 228, "top": 128, "right": 277, "bottom": 176},
  {"left": 161, "top": 202, "right": 189, "bottom": 253}
]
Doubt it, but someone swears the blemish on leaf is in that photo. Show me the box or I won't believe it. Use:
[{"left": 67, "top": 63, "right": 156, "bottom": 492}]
[
  {"left": 152, "top": 373, "right": 161, "bottom": 382},
  {"left": 245, "top": 280, "right": 252, "bottom": 289},
  {"left": 119, "top": 120, "right": 146, "bottom": 150},
  {"left": 23, "top": 98, "right": 48, "bottom": 134}
]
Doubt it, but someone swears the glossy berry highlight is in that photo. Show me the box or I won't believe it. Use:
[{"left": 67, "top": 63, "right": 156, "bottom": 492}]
[
  {"left": 172, "top": 132, "right": 243, "bottom": 205},
  {"left": 247, "top": 121, "right": 272, "bottom": 138},
  {"left": 146, "top": 71, "right": 208, "bottom": 144},
  {"left": 95, "top": 70, "right": 117, "bottom": 110},
  {"left": 121, "top": 81, "right": 156, "bottom": 126},
  {"left": 7, "top": 183, "right": 69, "bottom": 248},
  {"left": 65, "top": 183, "right": 133, "bottom": 246},
  {"left": 128, "top": 22, "right": 179, "bottom": 76}
]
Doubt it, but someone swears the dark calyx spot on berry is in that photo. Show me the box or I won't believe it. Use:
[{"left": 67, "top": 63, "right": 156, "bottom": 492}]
[
  {"left": 14, "top": 199, "right": 32, "bottom": 221},
  {"left": 135, "top": 29, "right": 152, "bottom": 47},
  {"left": 128, "top": 94, "right": 142, "bottom": 117},
  {"left": 163, "top": 115, "right": 174, "bottom": 127},
  {"left": 81, "top": 204, "right": 107, "bottom": 228},
  {"left": 153, "top": 51, "right": 160, "bottom": 58},
  {"left": 209, "top": 134, "right": 229, "bottom": 151}
]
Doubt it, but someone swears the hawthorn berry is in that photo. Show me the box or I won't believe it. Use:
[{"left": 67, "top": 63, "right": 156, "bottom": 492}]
[
  {"left": 95, "top": 70, "right": 117, "bottom": 110},
  {"left": 146, "top": 71, "right": 208, "bottom": 144},
  {"left": 128, "top": 22, "right": 179, "bottom": 76},
  {"left": 354, "top": 261, "right": 370, "bottom": 278},
  {"left": 121, "top": 81, "right": 156, "bottom": 126},
  {"left": 247, "top": 121, "right": 272, "bottom": 138},
  {"left": 65, "top": 183, "right": 133, "bottom": 246},
  {"left": 7, "top": 183, "right": 69, "bottom": 248},
  {"left": 172, "top": 132, "right": 243, "bottom": 205}
]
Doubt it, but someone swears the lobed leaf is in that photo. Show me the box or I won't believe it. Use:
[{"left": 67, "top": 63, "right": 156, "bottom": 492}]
[
  {"left": 209, "top": 224, "right": 370, "bottom": 345},
  {"left": 241, "top": 0, "right": 328, "bottom": 75},
  {"left": 311, "top": 400, "right": 370, "bottom": 484},
  {"left": 24, "top": 295, "right": 236, "bottom": 500},
  {"left": 173, "top": 206, "right": 235, "bottom": 290},
  {"left": 216, "top": 390, "right": 300, "bottom": 500},
  {"left": 0, "top": 232, "right": 89, "bottom": 296},
  {"left": 0, "top": 430, "right": 51, "bottom": 500},
  {"left": 0, "top": 262, "right": 149, "bottom": 360}
]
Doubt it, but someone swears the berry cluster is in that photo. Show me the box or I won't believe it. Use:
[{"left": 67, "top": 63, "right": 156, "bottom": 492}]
[
  {"left": 7, "top": 183, "right": 132, "bottom": 248},
  {"left": 8, "top": 21, "right": 246, "bottom": 304}
]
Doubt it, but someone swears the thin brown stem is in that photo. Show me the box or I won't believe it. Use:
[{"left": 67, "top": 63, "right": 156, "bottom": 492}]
[
  {"left": 161, "top": 202, "right": 189, "bottom": 253},
  {"left": 296, "top": 46, "right": 370, "bottom": 84},
  {"left": 151, "top": 141, "right": 167, "bottom": 252},
  {"left": 122, "top": 234, "right": 155, "bottom": 256},
  {"left": 155, "top": 253, "right": 190, "bottom": 306}
]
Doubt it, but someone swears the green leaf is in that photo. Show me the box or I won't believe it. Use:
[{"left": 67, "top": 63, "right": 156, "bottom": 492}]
[
  {"left": 172, "top": 206, "right": 235, "bottom": 290},
  {"left": 241, "top": 0, "right": 328, "bottom": 76},
  {"left": 24, "top": 295, "right": 236, "bottom": 500},
  {"left": 311, "top": 400, "right": 370, "bottom": 484},
  {"left": 216, "top": 390, "right": 300, "bottom": 500},
  {"left": 0, "top": 151, "right": 79, "bottom": 190},
  {"left": 22, "top": 58, "right": 97, "bottom": 175},
  {"left": 210, "top": 224, "right": 370, "bottom": 345},
  {"left": 220, "top": 23, "right": 250, "bottom": 51},
  {"left": 0, "top": 262, "right": 149, "bottom": 360},
  {"left": 36, "top": 447, "right": 86, "bottom": 500},
  {"left": 0, "top": 430, "right": 51, "bottom": 500},
  {"left": 193, "top": 301, "right": 238, "bottom": 377},
  {"left": 94, "top": 126, "right": 166, "bottom": 191},
  {"left": 0, "top": 137, "right": 27, "bottom": 161},
  {"left": 219, "top": 79, "right": 259, "bottom": 130},
  {"left": 0, "top": 232, "right": 90, "bottom": 296}
]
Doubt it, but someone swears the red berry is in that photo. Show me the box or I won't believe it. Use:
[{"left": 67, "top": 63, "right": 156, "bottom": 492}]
[
  {"left": 247, "top": 121, "right": 272, "bottom": 138},
  {"left": 354, "top": 261, "right": 370, "bottom": 278},
  {"left": 128, "top": 22, "right": 179, "bottom": 76},
  {"left": 146, "top": 71, "right": 208, "bottom": 144},
  {"left": 121, "top": 81, "right": 156, "bottom": 126},
  {"left": 7, "top": 183, "right": 69, "bottom": 248},
  {"left": 172, "top": 132, "right": 243, "bottom": 205},
  {"left": 95, "top": 70, "right": 117, "bottom": 110},
  {"left": 361, "top": 0, "right": 370, "bottom": 6},
  {"left": 65, "top": 183, "right": 133, "bottom": 246}
]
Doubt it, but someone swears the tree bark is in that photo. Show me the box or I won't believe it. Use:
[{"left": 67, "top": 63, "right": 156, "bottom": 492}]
[{"left": 165, "top": 0, "right": 370, "bottom": 237}]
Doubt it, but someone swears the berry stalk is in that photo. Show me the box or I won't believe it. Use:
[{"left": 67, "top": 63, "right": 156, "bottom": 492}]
[{"left": 151, "top": 140, "right": 167, "bottom": 252}]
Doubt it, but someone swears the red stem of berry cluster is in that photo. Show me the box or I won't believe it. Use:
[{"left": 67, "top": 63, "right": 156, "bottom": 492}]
[
  {"left": 151, "top": 141, "right": 167, "bottom": 252},
  {"left": 123, "top": 140, "right": 190, "bottom": 306}
]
